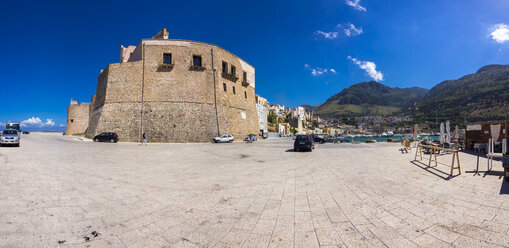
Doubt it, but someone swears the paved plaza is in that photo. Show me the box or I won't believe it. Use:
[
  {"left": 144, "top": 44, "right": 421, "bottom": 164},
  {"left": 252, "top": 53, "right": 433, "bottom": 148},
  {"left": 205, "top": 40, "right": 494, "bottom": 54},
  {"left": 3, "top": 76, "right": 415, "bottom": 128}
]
[{"left": 1, "top": 133, "right": 509, "bottom": 248}]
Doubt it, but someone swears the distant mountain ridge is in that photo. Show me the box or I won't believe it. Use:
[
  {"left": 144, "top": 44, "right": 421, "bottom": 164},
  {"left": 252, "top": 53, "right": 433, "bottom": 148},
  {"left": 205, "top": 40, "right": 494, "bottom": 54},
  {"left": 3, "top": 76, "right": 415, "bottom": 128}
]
[
  {"left": 314, "top": 81, "right": 428, "bottom": 118},
  {"left": 410, "top": 64, "right": 509, "bottom": 122},
  {"left": 310, "top": 64, "right": 509, "bottom": 122}
]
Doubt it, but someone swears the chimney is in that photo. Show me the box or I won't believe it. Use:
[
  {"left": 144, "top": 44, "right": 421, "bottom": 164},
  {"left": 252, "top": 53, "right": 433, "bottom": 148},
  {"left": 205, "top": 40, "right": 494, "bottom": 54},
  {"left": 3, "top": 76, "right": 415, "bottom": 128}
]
[{"left": 153, "top": 28, "right": 169, "bottom": 39}]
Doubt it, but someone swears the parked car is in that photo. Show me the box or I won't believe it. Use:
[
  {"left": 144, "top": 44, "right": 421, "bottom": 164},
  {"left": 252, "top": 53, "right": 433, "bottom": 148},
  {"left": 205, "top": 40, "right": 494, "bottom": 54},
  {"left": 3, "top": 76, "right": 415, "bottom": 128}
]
[
  {"left": 214, "top": 134, "right": 234, "bottom": 143},
  {"left": 6, "top": 122, "right": 21, "bottom": 133},
  {"left": 1, "top": 129, "right": 20, "bottom": 147},
  {"left": 22, "top": 131, "right": 30, "bottom": 134},
  {"left": 313, "top": 136, "right": 327, "bottom": 144},
  {"left": 294, "top": 134, "right": 315, "bottom": 152},
  {"left": 93, "top": 132, "right": 119, "bottom": 143}
]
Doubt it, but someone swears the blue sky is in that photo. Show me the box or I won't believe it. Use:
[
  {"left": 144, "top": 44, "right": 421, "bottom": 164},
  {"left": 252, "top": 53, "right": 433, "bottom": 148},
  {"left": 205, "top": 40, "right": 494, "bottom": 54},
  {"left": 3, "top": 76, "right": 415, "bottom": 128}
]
[{"left": 1, "top": 0, "right": 508, "bottom": 130}]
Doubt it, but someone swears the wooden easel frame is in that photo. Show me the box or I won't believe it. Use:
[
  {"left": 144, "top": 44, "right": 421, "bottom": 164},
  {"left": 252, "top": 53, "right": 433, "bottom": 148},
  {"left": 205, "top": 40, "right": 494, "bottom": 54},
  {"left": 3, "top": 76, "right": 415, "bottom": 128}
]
[{"left": 415, "top": 144, "right": 461, "bottom": 177}]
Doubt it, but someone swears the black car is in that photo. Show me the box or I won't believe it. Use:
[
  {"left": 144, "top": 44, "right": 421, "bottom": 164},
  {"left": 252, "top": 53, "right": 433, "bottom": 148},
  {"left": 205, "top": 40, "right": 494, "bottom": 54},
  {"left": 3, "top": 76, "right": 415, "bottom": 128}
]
[
  {"left": 93, "top": 132, "right": 119, "bottom": 143},
  {"left": 294, "top": 134, "right": 315, "bottom": 152},
  {"left": 313, "top": 136, "right": 328, "bottom": 144}
]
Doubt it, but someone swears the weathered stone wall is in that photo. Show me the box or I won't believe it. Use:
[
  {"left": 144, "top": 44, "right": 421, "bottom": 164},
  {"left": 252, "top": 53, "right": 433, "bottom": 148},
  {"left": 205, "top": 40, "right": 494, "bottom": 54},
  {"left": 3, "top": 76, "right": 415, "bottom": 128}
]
[
  {"left": 85, "top": 40, "right": 258, "bottom": 142},
  {"left": 65, "top": 102, "right": 90, "bottom": 135}
]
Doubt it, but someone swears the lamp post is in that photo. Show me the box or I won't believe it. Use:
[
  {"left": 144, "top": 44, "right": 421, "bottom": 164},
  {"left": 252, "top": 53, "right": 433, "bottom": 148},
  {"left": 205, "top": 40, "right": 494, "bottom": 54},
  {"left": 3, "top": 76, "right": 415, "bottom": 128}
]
[{"left": 140, "top": 43, "right": 145, "bottom": 143}]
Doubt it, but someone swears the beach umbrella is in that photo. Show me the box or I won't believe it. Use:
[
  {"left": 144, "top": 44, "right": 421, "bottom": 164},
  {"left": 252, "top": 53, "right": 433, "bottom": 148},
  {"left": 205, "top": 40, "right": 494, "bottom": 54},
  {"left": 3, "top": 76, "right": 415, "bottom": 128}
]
[
  {"left": 413, "top": 124, "right": 418, "bottom": 141},
  {"left": 446, "top": 120, "right": 451, "bottom": 143},
  {"left": 454, "top": 125, "right": 459, "bottom": 140},
  {"left": 440, "top": 122, "right": 445, "bottom": 144}
]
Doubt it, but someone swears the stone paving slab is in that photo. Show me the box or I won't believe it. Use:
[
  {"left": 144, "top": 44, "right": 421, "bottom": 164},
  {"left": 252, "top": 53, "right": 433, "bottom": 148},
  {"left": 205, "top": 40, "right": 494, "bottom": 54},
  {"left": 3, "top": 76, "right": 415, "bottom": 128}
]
[{"left": 0, "top": 133, "right": 508, "bottom": 247}]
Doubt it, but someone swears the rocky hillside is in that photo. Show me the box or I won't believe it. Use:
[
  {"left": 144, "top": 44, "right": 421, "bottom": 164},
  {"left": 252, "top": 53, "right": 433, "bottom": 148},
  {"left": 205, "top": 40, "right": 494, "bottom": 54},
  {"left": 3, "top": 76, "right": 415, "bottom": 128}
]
[
  {"left": 314, "top": 81, "right": 428, "bottom": 118},
  {"left": 410, "top": 65, "right": 509, "bottom": 123}
]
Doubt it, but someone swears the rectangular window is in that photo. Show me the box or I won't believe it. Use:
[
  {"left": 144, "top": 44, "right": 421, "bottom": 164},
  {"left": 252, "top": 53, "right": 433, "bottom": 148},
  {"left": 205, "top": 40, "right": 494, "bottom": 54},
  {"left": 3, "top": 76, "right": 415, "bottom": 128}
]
[
  {"left": 223, "top": 83, "right": 227, "bottom": 92},
  {"left": 243, "top": 72, "right": 247, "bottom": 82},
  {"left": 193, "top": 55, "right": 202, "bottom": 67},
  {"left": 231, "top": 65, "right": 236, "bottom": 76},
  {"left": 233, "top": 86, "right": 236, "bottom": 95},
  {"left": 244, "top": 91, "right": 247, "bottom": 99},
  {"left": 163, "top": 53, "right": 172, "bottom": 64},
  {"left": 222, "top": 61, "right": 228, "bottom": 73}
]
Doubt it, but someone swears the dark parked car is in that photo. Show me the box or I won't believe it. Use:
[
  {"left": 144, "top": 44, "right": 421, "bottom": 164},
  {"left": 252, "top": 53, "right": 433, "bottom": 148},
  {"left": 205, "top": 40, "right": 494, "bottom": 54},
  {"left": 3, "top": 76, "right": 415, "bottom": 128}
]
[
  {"left": 22, "top": 131, "right": 30, "bottom": 134},
  {"left": 294, "top": 134, "right": 315, "bottom": 152},
  {"left": 93, "top": 132, "right": 119, "bottom": 143},
  {"left": 313, "top": 136, "right": 328, "bottom": 144}
]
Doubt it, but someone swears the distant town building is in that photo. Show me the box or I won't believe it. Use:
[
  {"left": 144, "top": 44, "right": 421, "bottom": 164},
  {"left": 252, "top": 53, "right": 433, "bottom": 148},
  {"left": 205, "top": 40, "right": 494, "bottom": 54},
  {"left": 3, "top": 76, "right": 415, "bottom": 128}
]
[
  {"left": 66, "top": 28, "right": 258, "bottom": 142},
  {"left": 255, "top": 95, "right": 269, "bottom": 137},
  {"left": 278, "top": 123, "right": 290, "bottom": 135}
]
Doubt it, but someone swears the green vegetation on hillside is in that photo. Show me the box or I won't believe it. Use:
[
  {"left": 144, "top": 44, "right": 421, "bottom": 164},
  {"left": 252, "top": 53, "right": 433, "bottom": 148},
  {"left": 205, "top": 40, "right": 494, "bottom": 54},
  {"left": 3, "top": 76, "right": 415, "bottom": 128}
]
[
  {"left": 409, "top": 65, "right": 509, "bottom": 123},
  {"left": 314, "top": 81, "right": 428, "bottom": 118}
]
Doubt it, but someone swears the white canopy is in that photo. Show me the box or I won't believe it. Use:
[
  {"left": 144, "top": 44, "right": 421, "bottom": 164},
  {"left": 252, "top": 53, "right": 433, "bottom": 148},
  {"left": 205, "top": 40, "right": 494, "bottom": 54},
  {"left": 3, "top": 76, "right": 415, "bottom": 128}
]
[
  {"left": 446, "top": 120, "right": 451, "bottom": 143},
  {"left": 440, "top": 122, "right": 445, "bottom": 144},
  {"left": 491, "top": 124, "right": 501, "bottom": 143}
]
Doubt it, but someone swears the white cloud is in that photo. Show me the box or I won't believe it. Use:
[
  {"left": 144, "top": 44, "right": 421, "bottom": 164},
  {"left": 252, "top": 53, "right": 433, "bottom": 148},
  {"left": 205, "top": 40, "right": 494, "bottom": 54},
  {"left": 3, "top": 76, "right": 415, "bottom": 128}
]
[
  {"left": 315, "top": 30, "right": 339, "bottom": 40},
  {"left": 345, "top": 0, "right": 366, "bottom": 11},
  {"left": 338, "top": 23, "right": 363, "bottom": 37},
  {"left": 305, "top": 64, "right": 337, "bottom": 76},
  {"left": 491, "top": 23, "right": 509, "bottom": 43},
  {"left": 347, "top": 56, "right": 384, "bottom": 81},
  {"left": 21, "top": 117, "right": 55, "bottom": 127},
  {"left": 21, "top": 117, "right": 42, "bottom": 127},
  {"left": 44, "top": 119, "right": 55, "bottom": 126}
]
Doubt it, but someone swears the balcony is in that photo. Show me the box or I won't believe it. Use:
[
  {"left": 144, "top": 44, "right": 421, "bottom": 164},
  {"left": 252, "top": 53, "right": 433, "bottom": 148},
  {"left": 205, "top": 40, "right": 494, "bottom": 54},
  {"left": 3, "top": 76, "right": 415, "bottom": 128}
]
[
  {"left": 189, "top": 65, "right": 206, "bottom": 71},
  {"left": 222, "top": 72, "right": 238, "bottom": 82},
  {"left": 242, "top": 80, "right": 249, "bottom": 87},
  {"left": 159, "top": 63, "right": 174, "bottom": 69}
]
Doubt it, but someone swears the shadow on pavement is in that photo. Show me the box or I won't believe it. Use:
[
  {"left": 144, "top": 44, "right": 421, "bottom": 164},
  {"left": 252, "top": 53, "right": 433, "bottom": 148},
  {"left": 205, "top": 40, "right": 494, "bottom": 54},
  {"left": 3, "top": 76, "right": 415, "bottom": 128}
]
[
  {"left": 410, "top": 160, "right": 459, "bottom": 180},
  {"left": 500, "top": 179, "right": 509, "bottom": 195}
]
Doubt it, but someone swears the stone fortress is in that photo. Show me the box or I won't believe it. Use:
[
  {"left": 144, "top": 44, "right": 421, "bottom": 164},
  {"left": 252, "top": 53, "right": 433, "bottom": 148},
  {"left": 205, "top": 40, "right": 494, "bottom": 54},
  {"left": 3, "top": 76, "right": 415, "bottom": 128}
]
[{"left": 65, "top": 28, "right": 259, "bottom": 142}]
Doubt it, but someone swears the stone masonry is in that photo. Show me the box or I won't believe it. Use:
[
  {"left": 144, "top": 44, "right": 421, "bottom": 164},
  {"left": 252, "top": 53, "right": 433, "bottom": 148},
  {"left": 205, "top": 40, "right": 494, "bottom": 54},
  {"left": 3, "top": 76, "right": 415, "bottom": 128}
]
[
  {"left": 78, "top": 29, "right": 259, "bottom": 142},
  {"left": 64, "top": 100, "right": 90, "bottom": 135}
]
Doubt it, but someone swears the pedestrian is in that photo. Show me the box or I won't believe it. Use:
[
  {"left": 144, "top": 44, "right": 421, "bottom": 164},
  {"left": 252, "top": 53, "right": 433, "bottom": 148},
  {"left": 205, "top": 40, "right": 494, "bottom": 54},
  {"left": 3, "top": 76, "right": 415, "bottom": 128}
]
[{"left": 142, "top": 132, "right": 147, "bottom": 145}]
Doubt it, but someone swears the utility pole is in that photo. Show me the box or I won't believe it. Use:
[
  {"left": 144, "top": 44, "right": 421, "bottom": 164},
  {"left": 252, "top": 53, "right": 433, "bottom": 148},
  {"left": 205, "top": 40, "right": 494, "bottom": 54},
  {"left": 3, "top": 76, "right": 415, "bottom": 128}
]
[
  {"left": 211, "top": 48, "right": 220, "bottom": 136},
  {"left": 140, "top": 43, "right": 146, "bottom": 143}
]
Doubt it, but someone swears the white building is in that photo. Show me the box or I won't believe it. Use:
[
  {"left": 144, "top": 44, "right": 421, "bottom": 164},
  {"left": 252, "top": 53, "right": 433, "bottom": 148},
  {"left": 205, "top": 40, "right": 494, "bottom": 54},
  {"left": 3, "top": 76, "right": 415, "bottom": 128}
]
[{"left": 256, "top": 95, "right": 269, "bottom": 137}]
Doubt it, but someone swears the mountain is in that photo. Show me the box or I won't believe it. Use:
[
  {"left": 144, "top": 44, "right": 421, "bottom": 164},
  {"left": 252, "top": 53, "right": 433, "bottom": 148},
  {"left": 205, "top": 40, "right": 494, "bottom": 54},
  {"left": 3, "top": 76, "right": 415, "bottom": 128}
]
[
  {"left": 410, "top": 64, "right": 509, "bottom": 123},
  {"left": 300, "top": 104, "right": 317, "bottom": 111},
  {"left": 314, "top": 81, "right": 428, "bottom": 118}
]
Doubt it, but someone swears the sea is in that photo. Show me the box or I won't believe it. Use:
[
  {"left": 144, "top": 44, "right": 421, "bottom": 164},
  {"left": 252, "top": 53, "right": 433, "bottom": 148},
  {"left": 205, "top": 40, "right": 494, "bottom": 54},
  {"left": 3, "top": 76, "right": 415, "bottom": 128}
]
[{"left": 347, "top": 135, "right": 440, "bottom": 143}]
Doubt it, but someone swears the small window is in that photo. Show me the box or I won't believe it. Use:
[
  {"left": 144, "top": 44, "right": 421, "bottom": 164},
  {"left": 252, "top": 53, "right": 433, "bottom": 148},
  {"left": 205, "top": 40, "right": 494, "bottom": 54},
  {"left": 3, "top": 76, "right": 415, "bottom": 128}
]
[
  {"left": 222, "top": 61, "right": 228, "bottom": 73},
  {"left": 223, "top": 83, "right": 227, "bottom": 92},
  {"left": 244, "top": 91, "right": 247, "bottom": 99},
  {"left": 231, "top": 65, "right": 236, "bottom": 76},
  {"left": 163, "top": 53, "right": 172, "bottom": 64},
  {"left": 70, "top": 119, "right": 74, "bottom": 123},
  {"left": 243, "top": 72, "right": 247, "bottom": 82},
  {"left": 233, "top": 86, "right": 236, "bottom": 95},
  {"left": 193, "top": 55, "right": 202, "bottom": 67}
]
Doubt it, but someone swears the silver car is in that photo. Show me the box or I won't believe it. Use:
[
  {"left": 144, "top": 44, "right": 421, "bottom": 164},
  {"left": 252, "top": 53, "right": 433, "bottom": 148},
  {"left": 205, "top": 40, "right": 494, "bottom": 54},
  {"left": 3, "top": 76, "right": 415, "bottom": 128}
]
[{"left": 1, "top": 129, "right": 20, "bottom": 147}]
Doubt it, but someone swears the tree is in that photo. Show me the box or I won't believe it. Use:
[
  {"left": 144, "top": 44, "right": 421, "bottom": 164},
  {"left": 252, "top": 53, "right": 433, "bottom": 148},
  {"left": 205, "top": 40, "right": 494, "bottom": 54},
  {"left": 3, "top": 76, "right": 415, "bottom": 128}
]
[
  {"left": 268, "top": 110, "right": 278, "bottom": 124},
  {"left": 312, "top": 120, "right": 319, "bottom": 128},
  {"left": 290, "top": 127, "right": 297, "bottom": 134}
]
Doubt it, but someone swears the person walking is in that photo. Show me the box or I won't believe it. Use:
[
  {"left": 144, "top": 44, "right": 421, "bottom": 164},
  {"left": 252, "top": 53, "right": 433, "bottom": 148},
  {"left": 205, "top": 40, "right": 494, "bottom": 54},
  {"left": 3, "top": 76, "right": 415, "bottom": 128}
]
[{"left": 142, "top": 132, "right": 147, "bottom": 145}]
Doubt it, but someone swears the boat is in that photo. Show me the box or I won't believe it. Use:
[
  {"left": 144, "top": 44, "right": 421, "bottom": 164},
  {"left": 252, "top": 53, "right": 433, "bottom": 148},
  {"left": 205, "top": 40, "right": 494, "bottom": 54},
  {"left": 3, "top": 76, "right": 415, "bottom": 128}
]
[
  {"left": 381, "top": 132, "right": 388, "bottom": 137},
  {"left": 387, "top": 131, "right": 394, "bottom": 137}
]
